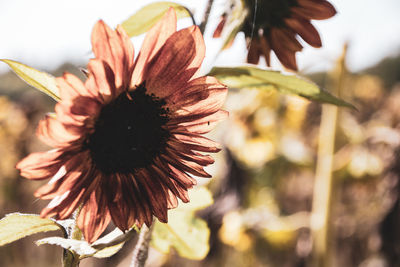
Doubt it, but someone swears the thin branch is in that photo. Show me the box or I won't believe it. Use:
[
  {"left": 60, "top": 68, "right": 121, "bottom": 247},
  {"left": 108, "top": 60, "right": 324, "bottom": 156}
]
[
  {"left": 130, "top": 225, "right": 153, "bottom": 267},
  {"left": 199, "top": 0, "right": 215, "bottom": 34}
]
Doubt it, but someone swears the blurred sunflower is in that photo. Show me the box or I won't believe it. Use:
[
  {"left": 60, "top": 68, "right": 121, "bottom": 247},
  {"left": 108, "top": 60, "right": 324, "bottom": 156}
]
[
  {"left": 17, "top": 8, "right": 227, "bottom": 243},
  {"left": 214, "top": 0, "right": 336, "bottom": 70}
]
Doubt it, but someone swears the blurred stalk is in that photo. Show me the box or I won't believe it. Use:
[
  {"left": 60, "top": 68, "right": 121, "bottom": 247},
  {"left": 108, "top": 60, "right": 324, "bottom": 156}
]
[
  {"left": 130, "top": 224, "right": 153, "bottom": 267},
  {"left": 310, "top": 45, "right": 348, "bottom": 267},
  {"left": 199, "top": 0, "right": 215, "bottom": 34}
]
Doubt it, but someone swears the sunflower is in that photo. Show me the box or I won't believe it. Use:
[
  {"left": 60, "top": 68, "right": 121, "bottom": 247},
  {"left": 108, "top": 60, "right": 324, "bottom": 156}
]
[
  {"left": 16, "top": 8, "right": 227, "bottom": 243},
  {"left": 214, "top": 0, "right": 336, "bottom": 70}
]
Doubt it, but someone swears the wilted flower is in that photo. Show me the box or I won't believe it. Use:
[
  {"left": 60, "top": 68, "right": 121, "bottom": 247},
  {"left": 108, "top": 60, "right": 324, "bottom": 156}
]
[
  {"left": 17, "top": 9, "right": 227, "bottom": 243},
  {"left": 214, "top": 0, "right": 336, "bottom": 70}
]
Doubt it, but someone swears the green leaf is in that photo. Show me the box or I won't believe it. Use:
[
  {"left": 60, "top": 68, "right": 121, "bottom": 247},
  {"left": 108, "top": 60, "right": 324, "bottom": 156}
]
[
  {"left": 151, "top": 187, "right": 213, "bottom": 260},
  {"left": 91, "top": 227, "right": 136, "bottom": 258},
  {"left": 209, "top": 66, "right": 355, "bottom": 108},
  {"left": 36, "top": 227, "right": 137, "bottom": 259},
  {"left": 1, "top": 59, "right": 60, "bottom": 101},
  {"left": 178, "top": 187, "right": 213, "bottom": 211},
  {"left": 0, "top": 213, "right": 63, "bottom": 246},
  {"left": 121, "top": 2, "right": 191, "bottom": 37}
]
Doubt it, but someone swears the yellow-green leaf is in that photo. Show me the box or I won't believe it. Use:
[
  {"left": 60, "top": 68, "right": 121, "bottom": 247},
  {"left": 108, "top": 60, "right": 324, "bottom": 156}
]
[
  {"left": 36, "top": 227, "right": 136, "bottom": 259},
  {"left": 121, "top": 2, "right": 191, "bottom": 37},
  {"left": 178, "top": 187, "right": 213, "bottom": 211},
  {"left": 209, "top": 66, "right": 355, "bottom": 108},
  {"left": 1, "top": 59, "right": 60, "bottom": 101},
  {"left": 0, "top": 213, "right": 62, "bottom": 246},
  {"left": 151, "top": 187, "right": 213, "bottom": 260}
]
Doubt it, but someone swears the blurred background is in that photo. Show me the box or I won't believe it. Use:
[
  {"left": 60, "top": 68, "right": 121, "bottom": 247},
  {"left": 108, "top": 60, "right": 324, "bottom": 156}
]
[{"left": 0, "top": 0, "right": 400, "bottom": 266}]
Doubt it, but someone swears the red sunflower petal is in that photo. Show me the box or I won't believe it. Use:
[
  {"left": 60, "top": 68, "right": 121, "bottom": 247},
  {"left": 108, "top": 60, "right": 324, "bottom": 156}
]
[
  {"left": 16, "top": 149, "right": 65, "bottom": 180},
  {"left": 293, "top": 0, "right": 337, "bottom": 20},
  {"left": 56, "top": 73, "right": 97, "bottom": 101},
  {"left": 131, "top": 7, "right": 177, "bottom": 86},
  {"left": 37, "top": 115, "right": 83, "bottom": 148},
  {"left": 259, "top": 36, "right": 272, "bottom": 66},
  {"left": 213, "top": 15, "right": 226, "bottom": 38},
  {"left": 150, "top": 160, "right": 191, "bottom": 203},
  {"left": 167, "top": 76, "right": 227, "bottom": 116},
  {"left": 77, "top": 188, "right": 112, "bottom": 243},
  {"left": 285, "top": 17, "right": 322, "bottom": 48},
  {"left": 247, "top": 38, "right": 261, "bottom": 64},
  {"left": 91, "top": 20, "right": 134, "bottom": 89},
  {"left": 145, "top": 25, "right": 206, "bottom": 99},
  {"left": 269, "top": 28, "right": 299, "bottom": 70},
  {"left": 169, "top": 133, "right": 222, "bottom": 153},
  {"left": 135, "top": 169, "right": 168, "bottom": 223},
  {"left": 85, "top": 59, "right": 117, "bottom": 103},
  {"left": 170, "top": 110, "right": 229, "bottom": 134}
]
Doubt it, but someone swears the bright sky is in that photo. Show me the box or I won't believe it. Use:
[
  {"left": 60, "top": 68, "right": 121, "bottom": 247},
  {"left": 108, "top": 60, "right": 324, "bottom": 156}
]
[{"left": 0, "top": 0, "right": 399, "bottom": 75}]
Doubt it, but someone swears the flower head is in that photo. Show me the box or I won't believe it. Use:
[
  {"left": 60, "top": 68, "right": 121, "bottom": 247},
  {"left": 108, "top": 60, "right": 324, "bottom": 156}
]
[
  {"left": 17, "top": 8, "right": 227, "bottom": 243},
  {"left": 214, "top": 0, "right": 336, "bottom": 70}
]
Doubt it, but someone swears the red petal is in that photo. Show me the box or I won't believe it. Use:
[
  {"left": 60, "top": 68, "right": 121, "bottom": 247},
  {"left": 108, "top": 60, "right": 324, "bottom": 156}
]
[
  {"left": 167, "top": 76, "right": 227, "bottom": 116},
  {"left": 169, "top": 133, "right": 222, "bottom": 153},
  {"left": 145, "top": 25, "right": 205, "bottom": 99},
  {"left": 106, "top": 173, "right": 151, "bottom": 230},
  {"left": 247, "top": 38, "right": 261, "bottom": 64},
  {"left": 170, "top": 110, "right": 229, "bottom": 134},
  {"left": 293, "top": 0, "right": 337, "bottom": 20},
  {"left": 131, "top": 8, "right": 177, "bottom": 86},
  {"left": 213, "top": 15, "right": 226, "bottom": 38},
  {"left": 91, "top": 20, "right": 134, "bottom": 89},
  {"left": 151, "top": 160, "right": 191, "bottom": 203},
  {"left": 56, "top": 73, "right": 97, "bottom": 102},
  {"left": 16, "top": 149, "right": 65, "bottom": 180},
  {"left": 135, "top": 169, "right": 168, "bottom": 223},
  {"left": 269, "top": 28, "right": 299, "bottom": 70},
  {"left": 37, "top": 116, "right": 83, "bottom": 148},
  {"left": 285, "top": 17, "right": 322, "bottom": 47},
  {"left": 259, "top": 36, "right": 272, "bottom": 66},
  {"left": 85, "top": 59, "right": 117, "bottom": 103},
  {"left": 162, "top": 151, "right": 211, "bottom": 178},
  {"left": 77, "top": 188, "right": 111, "bottom": 243}
]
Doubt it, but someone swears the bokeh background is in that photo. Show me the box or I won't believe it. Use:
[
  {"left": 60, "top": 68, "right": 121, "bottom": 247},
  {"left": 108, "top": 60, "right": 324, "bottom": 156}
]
[{"left": 0, "top": 0, "right": 400, "bottom": 266}]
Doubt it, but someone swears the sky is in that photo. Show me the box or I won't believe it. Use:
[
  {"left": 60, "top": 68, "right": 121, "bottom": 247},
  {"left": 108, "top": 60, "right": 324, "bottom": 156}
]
[{"left": 0, "top": 0, "right": 399, "bottom": 75}]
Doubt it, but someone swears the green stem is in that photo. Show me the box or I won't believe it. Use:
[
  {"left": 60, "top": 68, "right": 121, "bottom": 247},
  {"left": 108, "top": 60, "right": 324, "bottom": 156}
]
[
  {"left": 62, "top": 207, "right": 83, "bottom": 267},
  {"left": 63, "top": 250, "right": 80, "bottom": 267}
]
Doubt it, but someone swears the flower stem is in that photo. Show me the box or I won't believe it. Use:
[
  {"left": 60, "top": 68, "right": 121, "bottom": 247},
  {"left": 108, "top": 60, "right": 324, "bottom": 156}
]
[
  {"left": 130, "top": 225, "right": 153, "bottom": 267},
  {"left": 63, "top": 250, "right": 80, "bottom": 267},
  {"left": 199, "top": 0, "right": 215, "bottom": 34},
  {"left": 62, "top": 207, "right": 82, "bottom": 267}
]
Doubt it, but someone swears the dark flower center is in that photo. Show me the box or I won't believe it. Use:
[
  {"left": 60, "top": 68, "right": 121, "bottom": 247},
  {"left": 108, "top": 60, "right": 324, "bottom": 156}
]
[
  {"left": 86, "top": 83, "right": 170, "bottom": 174},
  {"left": 243, "top": 0, "right": 298, "bottom": 35}
]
